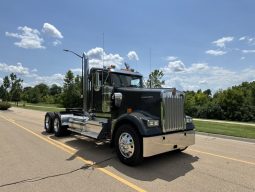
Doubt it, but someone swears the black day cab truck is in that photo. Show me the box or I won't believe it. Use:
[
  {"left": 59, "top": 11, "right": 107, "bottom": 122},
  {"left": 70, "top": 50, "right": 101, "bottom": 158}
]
[{"left": 44, "top": 53, "right": 195, "bottom": 165}]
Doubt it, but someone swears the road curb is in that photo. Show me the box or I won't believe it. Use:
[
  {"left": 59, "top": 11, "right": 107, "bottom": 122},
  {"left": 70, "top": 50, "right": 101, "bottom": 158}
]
[{"left": 196, "top": 131, "right": 255, "bottom": 143}]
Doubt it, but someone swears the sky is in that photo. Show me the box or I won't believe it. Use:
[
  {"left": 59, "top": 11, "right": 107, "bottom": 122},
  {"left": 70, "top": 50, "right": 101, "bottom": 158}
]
[{"left": 0, "top": 0, "right": 255, "bottom": 92}]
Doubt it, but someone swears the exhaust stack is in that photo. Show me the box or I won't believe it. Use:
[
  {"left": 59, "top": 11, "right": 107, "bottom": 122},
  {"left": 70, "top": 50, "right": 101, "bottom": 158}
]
[{"left": 83, "top": 53, "right": 89, "bottom": 112}]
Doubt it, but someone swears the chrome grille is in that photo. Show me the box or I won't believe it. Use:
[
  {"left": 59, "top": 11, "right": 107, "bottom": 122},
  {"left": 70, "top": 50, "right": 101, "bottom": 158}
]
[{"left": 161, "top": 90, "right": 185, "bottom": 132}]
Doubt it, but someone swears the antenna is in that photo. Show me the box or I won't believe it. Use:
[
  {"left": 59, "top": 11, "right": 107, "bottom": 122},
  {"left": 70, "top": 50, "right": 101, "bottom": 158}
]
[
  {"left": 102, "top": 32, "right": 105, "bottom": 69},
  {"left": 102, "top": 32, "right": 104, "bottom": 85},
  {"left": 149, "top": 48, "right": 152, "bottom": 88}
]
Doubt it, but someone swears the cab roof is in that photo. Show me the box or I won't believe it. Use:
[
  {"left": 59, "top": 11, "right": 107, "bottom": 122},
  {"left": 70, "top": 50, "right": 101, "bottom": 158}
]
[{"left": 90, "top": 67, "right": 143, "bottom": 77}]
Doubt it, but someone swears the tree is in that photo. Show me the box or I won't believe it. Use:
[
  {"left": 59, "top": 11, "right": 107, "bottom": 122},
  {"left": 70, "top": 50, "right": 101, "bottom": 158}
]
[
  {"left": 0, "top": 85, "right": 5, "bottom": 100},
  {"left": 0, "top": 74, "right": 23, "bottom": 104},
  {"left": 50, "top": 84, "right": 62, "bottom": 95},
  {"left": 21, "top": 87, "right": 32, "bottom": 102},
  {"left": 146, "top": 69, "right": 165, "bottom": 88},
  {"left": 9, "top": 73, "right": 23, "bottom": 105},
  {"left": 62, "top": 70, "right": 82, "bottom": 108},
  {"left": 1, "top": 76, "right": 11, "bottom": 101},
  {"left": 203, "top": 89, "right": 212, "bottom": 96},
  {"left": 34, "top": 83, "right": 49, "bottom": 97}
]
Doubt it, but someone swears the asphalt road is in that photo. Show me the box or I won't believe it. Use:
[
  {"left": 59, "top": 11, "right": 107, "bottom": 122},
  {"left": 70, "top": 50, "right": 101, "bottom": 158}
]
[{"left": 0, "top": 108, "right": 254, "bottom": 192}]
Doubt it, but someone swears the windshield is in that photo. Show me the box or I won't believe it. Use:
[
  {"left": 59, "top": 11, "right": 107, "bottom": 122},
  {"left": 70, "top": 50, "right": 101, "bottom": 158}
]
[{"left": 111, "top": 73, "right": 143, "bottom": 88}]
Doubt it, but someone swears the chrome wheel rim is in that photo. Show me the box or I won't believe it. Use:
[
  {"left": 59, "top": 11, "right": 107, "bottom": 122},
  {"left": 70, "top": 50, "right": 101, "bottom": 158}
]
[
  {"left": 54, "top": 118, "right": 59, "bottom": 133},
  {"left": 45, "top": 116, "right": 50, "bottom": 130},
  {"left": 119, "top": 132, "right": 135, "bottom": 158}
]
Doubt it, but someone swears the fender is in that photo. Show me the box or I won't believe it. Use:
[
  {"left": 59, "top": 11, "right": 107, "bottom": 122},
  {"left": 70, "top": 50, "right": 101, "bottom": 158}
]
[{"left": 112, "top": 111, "right": 162, "bottom": 137}]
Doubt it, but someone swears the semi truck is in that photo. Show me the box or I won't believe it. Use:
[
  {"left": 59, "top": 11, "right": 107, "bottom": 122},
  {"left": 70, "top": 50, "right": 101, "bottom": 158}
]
[{"left": 44, "top": 52, "right": 195, "bottom": 165}]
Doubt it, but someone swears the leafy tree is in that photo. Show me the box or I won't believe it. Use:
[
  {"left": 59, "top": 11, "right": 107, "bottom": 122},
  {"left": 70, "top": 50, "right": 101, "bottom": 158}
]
[
  {"left": 1, "top": 76, "right": 11, "bottom": 101},
  {"left": 34, "top": 83, "right": 49, "bottom": 98},
  {"left": 50, "top": 84, "right": 62, "bottom": 95},
  {"left": 146, "top": 69, "right": 165, "bottom": 88},
  {"left": 0, "top": 86, "right": 5, "bottom": 100},
  {"left": 62, "top": 70, "right": 82, "bottom": 108},
  {"left": 185, "top": 81, "right": 255, "bottom": 122},
  {"left": 21, "top": 87, "right": 32, "bottom": 102},
  {"left": 0, "top": 73, "right": 23, "bottom": 104},
  {"left": 203, "top": 89, "right": 212, "bottom": 96},
  {"left": 29, "top": 87, "right": 41, "bottom": 103},
  {"left": 9, "top": 73, "right": 23, "bottom": 105}
]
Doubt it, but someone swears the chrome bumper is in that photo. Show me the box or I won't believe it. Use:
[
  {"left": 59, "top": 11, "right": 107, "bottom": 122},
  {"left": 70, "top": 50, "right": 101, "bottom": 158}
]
[{"left": 143, "top": 130, "right": 195, "bottom": 157}]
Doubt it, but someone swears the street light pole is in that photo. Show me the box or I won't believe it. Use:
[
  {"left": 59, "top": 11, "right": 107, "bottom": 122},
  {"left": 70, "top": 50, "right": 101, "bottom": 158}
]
[{"left": 63, "top": 49, "right": 86, "bottom": 115}]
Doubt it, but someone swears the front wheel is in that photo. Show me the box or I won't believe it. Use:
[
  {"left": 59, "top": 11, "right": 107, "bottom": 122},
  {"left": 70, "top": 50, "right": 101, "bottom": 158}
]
[{"left": 115, "top": 124, "right": 143, "bottom": 166}]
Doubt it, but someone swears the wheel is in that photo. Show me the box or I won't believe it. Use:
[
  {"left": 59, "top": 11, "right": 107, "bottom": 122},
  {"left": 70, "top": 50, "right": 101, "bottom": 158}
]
[
  {"left": 115, "top": 124, "right": 143, "bottom": 166},
  {"left": 44, "top": 112, "right": 55, "bottom": 133},
  {"left": 53, "top": 113, "right": 68, "bottom": 137}
]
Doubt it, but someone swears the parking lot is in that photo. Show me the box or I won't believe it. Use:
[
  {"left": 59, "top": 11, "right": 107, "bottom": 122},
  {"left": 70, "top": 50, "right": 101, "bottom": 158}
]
[{"left": 0, "top": 107, "right": 254, "bottom": 192}]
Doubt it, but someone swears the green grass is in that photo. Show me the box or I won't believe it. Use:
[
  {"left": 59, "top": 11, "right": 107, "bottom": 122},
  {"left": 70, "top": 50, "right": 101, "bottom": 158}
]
[
  {"left": 194, "top": 120, "right": 255, "bottom": 139},
  {"left": 11, "top": 102, "right": 64, "bottom": 112}
]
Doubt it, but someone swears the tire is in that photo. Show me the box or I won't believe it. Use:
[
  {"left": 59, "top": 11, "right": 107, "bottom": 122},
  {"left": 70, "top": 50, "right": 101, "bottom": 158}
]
[
  {"left": 115, "top": 124, "right": 143, "bottom": 166},
  {"left": 53, "top": 113, "right": 68, "bottom": 137},
  {"left": 44, "top": 112, "right": 55, "bottom": 133}
]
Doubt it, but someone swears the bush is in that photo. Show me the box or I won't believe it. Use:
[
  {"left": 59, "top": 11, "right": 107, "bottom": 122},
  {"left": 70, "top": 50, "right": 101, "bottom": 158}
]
[{"left": 0, "top": 102, "right": 11, "bottom": 110}]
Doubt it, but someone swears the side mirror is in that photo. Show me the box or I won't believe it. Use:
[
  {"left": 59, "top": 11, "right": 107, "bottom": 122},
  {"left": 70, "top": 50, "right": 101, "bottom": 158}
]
[{"left": 94, "top": 71, "right": 101, "bottom": 91}]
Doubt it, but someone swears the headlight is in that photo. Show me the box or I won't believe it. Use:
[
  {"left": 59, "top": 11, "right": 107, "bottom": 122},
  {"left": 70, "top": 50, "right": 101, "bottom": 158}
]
[
  {"left": 186, "top": 116, "right": 193, "bottom": 124},
  {"left": 147, "top": 120, "right": 159, "bottom": 127}
]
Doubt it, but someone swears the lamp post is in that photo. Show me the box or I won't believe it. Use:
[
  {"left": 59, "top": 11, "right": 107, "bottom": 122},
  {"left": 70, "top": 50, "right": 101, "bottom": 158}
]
[{"left": 63, "top": 49, "right": 87, "bottom": 115}]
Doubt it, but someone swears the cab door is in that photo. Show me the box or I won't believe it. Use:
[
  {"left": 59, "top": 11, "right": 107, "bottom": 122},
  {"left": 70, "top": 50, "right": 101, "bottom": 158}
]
[
  {"left": 91, "top": 70, "right": 103, "bottom": 112},
  {"left": 91, "top": 70, "right": 112, "bottom": 113}
]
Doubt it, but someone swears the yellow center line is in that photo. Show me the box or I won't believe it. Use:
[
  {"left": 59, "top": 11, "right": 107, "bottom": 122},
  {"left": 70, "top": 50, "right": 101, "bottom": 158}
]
[
  {"left": 0, "top": 115, "right": 147, "bottom": 192},
  {"left": 188, "top": 148, "right": 255, "bottom": 166}
]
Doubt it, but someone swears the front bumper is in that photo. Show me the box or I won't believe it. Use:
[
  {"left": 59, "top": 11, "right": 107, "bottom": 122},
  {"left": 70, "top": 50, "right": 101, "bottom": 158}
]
[{"left": 143, "top": 129, "right": 195, "bottom": 157}]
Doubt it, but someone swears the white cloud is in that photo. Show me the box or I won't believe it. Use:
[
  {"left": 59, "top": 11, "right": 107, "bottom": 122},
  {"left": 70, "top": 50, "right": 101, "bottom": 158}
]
[
  {"left": 5, "top": 26, "right": 45, "bottom": 49},
  {"left": 53, "top": 39, "right": 62, "bottom": 46},
  {"left": 163, "top": 62, "right": 209, "bottom": 74},
  {"left": 87, "top": 47, "right": 104, "bottom": 60},
  {"left": 0, "top": 62, "right": 29, "bottom": 75},
  {"left": 239, "top": 36, "right": 255, "bottom": 45},
  {"left": 31, "top": 68, "right": 38, "bottom": 72},
  {"left": 70, "top": 68, "right": 82, "bottom": 75},
  {"left": 247, "top": 38, "right": 255, "bottom": 44},
  {"left": 162, "top": 59, "right": 255, "bottom": 92},
  {"left": 242, "top": 49, "right": 255, "bottom": 53},
  {"left": 199, "top": 80, "right": 208, "bottom": 85},
  {"left": 165, "top": 60, "right": 186, "bottom": 72},
  {"left": 190, "top": 63, "right": 209, "bottom": 71},
  {"left": 87, "top": 47, "right": 124, "bottom": 68},
  {"left": 206, "top": 50, "right": 227, "bottom": 56},
  {"left": 166, "top": 56, "right": 178, "bottom": 61},
  {"left": 212, "top": 36, "right": 234, "bottom": 48},
  {"left": 28, "top": 73, "right": 65, "bottom": 87},
  {"left": 239, "top": 36, "right": 246, "bottom": 41},
  {"left": 0, "top": 77, "right": 3, "bottom": 85},
  {"left": 127, "top": 51, "right": 139, "bottom": 61},
  {"left": 240, "top": 57, "right": 245, "bottom": 60},
  {"left": 42, "top": 23, "right": 63, "bottom": 39}
]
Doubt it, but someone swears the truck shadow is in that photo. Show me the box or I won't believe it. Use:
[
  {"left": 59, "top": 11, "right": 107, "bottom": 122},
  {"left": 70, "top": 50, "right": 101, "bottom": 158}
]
[{"left": 47, "top": 133, "right": 199, "bottom": 182}]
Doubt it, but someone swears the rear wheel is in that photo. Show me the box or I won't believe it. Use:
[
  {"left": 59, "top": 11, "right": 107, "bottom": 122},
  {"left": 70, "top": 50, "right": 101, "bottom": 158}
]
[
  {"left": 53, "top": 113, "right": 68, "bottom": 137},
  {"left": 115, "top": 124, "right": 143, "bottom": 166},
  {"left": 44, "top": 112, "right": 55, "bottom": 133}
]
